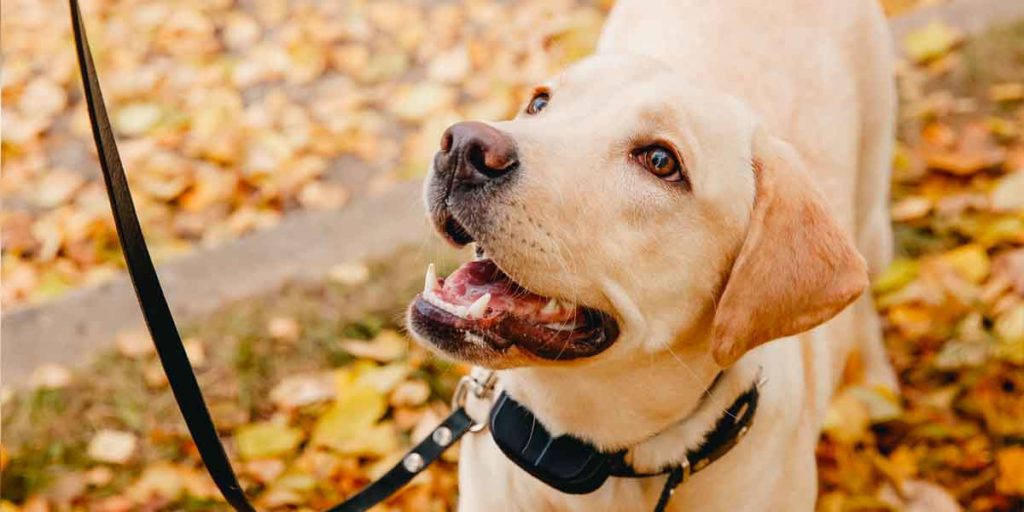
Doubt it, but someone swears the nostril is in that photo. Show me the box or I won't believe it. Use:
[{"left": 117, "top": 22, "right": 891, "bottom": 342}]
[{"left": 465, "top": 141, "right": 517, "bottom": 178}]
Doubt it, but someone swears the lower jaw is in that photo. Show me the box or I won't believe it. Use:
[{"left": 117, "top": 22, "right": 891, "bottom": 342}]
[{"left": 408, "top": 296, "right": 619, "bottom": 363}]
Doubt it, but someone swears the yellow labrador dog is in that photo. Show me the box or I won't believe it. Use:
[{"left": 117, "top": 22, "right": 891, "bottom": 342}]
[{"left": 408, "top": 0, "right": 897, "bottom": 509}]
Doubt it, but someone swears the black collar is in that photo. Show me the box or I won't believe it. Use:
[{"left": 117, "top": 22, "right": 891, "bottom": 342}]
[{"left": 488, "top": 375, "right": 760, "bottom": 496}]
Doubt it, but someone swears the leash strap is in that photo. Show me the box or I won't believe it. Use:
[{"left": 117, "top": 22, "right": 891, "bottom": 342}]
[
  {"left": 69, "top": 1, "right": 255, "bottom": 509},
  {"left": 326, "top": 409, "right": 475, "bottom": 511},
  {"left": 653, "top": 466, "right": 685, "bottom": 512},
  {"left": 68, "top": 1, "right": 471, "bottom": 510}
]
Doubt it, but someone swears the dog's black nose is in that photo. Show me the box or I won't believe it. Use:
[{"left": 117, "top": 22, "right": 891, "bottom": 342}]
[{"left": 439, "top": 121, "right": 518, "bottom": 186}]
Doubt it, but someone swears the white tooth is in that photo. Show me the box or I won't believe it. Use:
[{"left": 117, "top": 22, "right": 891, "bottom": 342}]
[
  {"left": 464, "top": 332, "right": 486, "bottom": 345},
  {"left": 467, "top": 293, "right": 491, "bottom": 319},
  {"left": 454, "top": 305, "right": 468, "bottom": 318},
  {"left": 544, "top": 322, "right": 578, "bottom": 332},
  {"left": 424, "top": 263, "right": 437, "bottom": 293},
  {"left": 541, "top": 298, "right": 559, "bottom": 315}
]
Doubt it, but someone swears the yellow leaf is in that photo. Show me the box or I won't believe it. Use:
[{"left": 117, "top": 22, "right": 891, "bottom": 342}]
[
  {"left": 989, "top": 82, "right": 1024, "bottom": 103},
  {"left": 995, "top": 303, "right": 1024, "bottom": 345},
  {"left": 978, "top": 216, "right": 1024, "bottom": 247},
  {"left": 259, "top": 469, "right": 319, "bottom": 508},
  {"left": 126, "top": 463, "right": 186, "bottom": 503},
  {"left": 848, "top": 385, "right": 903, "bottom": 423},
  {"left": 339, "top": 330, "right": 408, "bottom": 362},
  {"left": 115, "top": 102, "right": 164, "bottom": 136},
  {"left": 312, "top": 385, "right": 387, "bottom": 451},
  {"left": 388, "top": 83, "right": 457, "bottom": 122},
  {"left": 996, "top": 446, "right": 1024, "bottom": 495},
  {"left": 234, "top": 422, "right": 304, "bottom": 461},
  {"left": 873, "top": 259, "right": 920, "bottom": 294},
  {"left": 903, "top": 21, "right": 961, "bottom": 63},
  {"left": 823, "top": 391, "right": 870, "bottom": 444},
  {"left": 939, "top": 244, "right": 990, "bottom": 283},
  {"left": 888, "top": 304, "right": 933, "bottom": 340},
  {"left": 327, "top": 422, "right": 398, "bottom": 457}
]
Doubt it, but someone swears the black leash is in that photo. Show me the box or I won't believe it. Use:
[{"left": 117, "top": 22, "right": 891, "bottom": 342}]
[{"left": 68, "top": 1, "right": 476, "bottom": 510}]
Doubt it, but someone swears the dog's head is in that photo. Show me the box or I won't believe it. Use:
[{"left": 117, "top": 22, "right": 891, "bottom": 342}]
[{"left": 407, "top": 53, "right": 867, "bottom": 369}]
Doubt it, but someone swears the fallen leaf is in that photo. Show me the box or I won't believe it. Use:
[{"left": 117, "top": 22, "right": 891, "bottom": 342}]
[
  {"left": 125, "top": 463, "right": 185, "bottom": 503},
  {"left": 243, "top": 459, "right": 286, "bottom": 485},
  {"left": 939, "top": 244, "right": 990, "bottom": 283},
  {"left": 989, "top": 82, "right": 1024, "bottom": 103},
  {"left": 388, "top": 83, "right": 457, "bottom": 122},
  {"left": 115, "top": 330, "right": 154, "bottom": 359},
  {"left": 29, "top": 364, "right": 72, "bottom": 390},
  {"left": 270, "top": 372, "right": 336, "bottom": 409},
  {"left": 891, "top": 196, "right": 933, "bottom": 221},
  {"left": 390, "top": 380, "right": 431, "bottom": 407},
  {"left": 339, "top": 330, "right": 407, "bottom": 362},
  {"left": 356, "top": 363, "right": 411, "bottom": 394},
  {"left": 267, "top": 316, "right": 301, "bottom": 343},
  {"left": 312, "top": 385, "right": 387, "bottom": 451},
  {"left": 874, "top": 258, "right": 920, "bottom": 294},
  {"left": 994, "top": 303, "right": 1024, "bottom": 345},
  {"left": 903, "top": 21, "right": 961, "bottom": 63},
  {"left": 114, "top": 102, "right": 164, "bottom": 136},
  {"left": 995, "top": 446, "right": 1024, "bottom": 495},
  {"left": 234, "top": 422, "right": 304, "bottom": 461},
  {"left": 823, "top": 391, "right": 870, "bottom": 444},
  {"left": 328, "top": 261, "right": 370, "bottom": 286},
  {"left": 259, "top": 469, "right": 318, "bottom": 508},
  {"left": 924, "top": 123, "right": 1005, "bottom": 176},
  {"left": 878, "top": 479, "right": 962, "bottom": 512},
  {"left": 87, "top": 430, "right": 137, "bottom": 464},
  {"left": 297, "top": 181, "right": 349, "bottom": 210},
  {"left": 989, "top": 171, "right": 1024, "bottom": 212}
]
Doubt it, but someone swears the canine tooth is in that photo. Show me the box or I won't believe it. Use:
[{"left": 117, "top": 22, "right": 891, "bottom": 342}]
[
  {"left": 541, "top": 298, "right": 560, "bottom": 315},
  {"left": 467, "top": 293, "right": 491, "bottom": 319},
  {"left": 424, "top": 263, "right": 437, "bottom": 293}
]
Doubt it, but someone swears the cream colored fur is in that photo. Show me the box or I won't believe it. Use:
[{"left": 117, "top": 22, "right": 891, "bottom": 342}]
[{"left": 421, "top": 0, "right": 899, "bottom": 510}]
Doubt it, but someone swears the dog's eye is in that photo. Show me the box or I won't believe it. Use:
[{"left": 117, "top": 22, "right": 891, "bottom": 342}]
[
  {"left": 526, "top": 93, "right": 549, "bottom": 115},
  {"left": 634, "top": 145, "right": 686, "bottom": 184}
]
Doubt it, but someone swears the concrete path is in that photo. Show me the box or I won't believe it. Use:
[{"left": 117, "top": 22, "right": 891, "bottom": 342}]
[{"left": 2, "top": 181, "right": 433, "bottom": 384}]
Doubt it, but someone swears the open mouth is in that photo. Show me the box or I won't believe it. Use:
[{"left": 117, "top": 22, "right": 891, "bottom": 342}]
[{"left": 408, "top": 251, "right": 619, "bottom": 362}]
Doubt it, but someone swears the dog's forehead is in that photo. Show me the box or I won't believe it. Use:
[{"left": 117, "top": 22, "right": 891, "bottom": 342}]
[
  {"left": 545, "top": 54, "right": 719, "bottom": 129},
  {"left": 553, "top": 53, "right": 674, "bottom": 97}
]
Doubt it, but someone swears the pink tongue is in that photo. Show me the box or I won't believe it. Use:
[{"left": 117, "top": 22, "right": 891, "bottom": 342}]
[{"left": 437, "top": 260, "right": 575, "bottom": 321}]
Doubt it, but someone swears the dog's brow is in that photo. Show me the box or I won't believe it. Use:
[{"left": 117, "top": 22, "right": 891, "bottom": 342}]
[{"left": 636, "top": 106, "right": 681, "bottom": 132}]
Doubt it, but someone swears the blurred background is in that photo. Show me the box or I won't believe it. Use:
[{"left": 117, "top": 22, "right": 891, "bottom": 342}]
[{"left": 1, "top": 0, "right": 1023, "bottom": 510}]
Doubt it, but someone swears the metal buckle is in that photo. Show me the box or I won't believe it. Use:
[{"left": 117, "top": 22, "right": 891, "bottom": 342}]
[
  {"left": 452, "top": 368, "right": 497, "bottom": 432},
  {"left": 680, "top": 455, "right": 691, "bottom": 481}
]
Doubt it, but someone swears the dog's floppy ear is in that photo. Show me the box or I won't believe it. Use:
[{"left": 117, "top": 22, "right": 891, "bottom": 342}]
[{"left": 711, "top": 130, "right": 868, "bottom": 367}]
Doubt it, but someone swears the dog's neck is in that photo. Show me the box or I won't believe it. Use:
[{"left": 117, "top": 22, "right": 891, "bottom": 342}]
[{"left": 498, "top": 344, "right": 765, "bottom": 452}]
